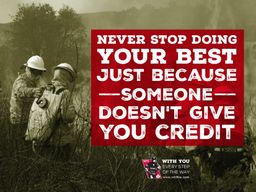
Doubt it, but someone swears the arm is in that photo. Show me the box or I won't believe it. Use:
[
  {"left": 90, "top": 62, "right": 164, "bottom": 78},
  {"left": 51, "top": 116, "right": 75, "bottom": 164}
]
[{"left": 14, "top": 78, "right": 38, "bottom": 98}]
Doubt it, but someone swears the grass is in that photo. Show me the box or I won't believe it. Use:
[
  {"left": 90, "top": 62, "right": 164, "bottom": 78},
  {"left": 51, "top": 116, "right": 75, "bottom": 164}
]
[{"left": 0, "top": 76, "right": 256, "bottom": 191}]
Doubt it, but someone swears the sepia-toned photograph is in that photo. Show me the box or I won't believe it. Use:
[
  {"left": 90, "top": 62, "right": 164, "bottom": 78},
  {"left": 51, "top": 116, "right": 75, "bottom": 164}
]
[{"left": 0, "top": 0, "right": 255, "bottom": 191}]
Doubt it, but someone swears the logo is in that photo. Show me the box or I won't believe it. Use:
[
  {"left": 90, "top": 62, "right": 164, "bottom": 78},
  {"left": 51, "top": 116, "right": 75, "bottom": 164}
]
[{"left": 142, "top": 157, "right": 161, "bottom": 179}]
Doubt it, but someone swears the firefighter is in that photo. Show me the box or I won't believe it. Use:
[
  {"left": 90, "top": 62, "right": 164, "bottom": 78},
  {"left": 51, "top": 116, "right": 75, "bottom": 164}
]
[
  {"left": 35, "top": 63, "right": 76, "bottom": 161},
  {"left": 10, "top": 55, "right": 46, "bottom": 153}
]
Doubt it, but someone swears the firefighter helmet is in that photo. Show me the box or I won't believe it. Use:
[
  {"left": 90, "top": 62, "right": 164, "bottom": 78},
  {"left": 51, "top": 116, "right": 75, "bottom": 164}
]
[
  {"left": 54, "top": 63, "right": 76, "bottom": 81},
  {"left": 24, "top": 55, "right": 46, "bottom": 71}
]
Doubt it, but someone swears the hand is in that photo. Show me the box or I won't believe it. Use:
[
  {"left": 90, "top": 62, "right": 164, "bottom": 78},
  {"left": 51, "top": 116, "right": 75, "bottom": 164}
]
[{"left": 33, "top": 88, "right": 43, "bottom": 98}]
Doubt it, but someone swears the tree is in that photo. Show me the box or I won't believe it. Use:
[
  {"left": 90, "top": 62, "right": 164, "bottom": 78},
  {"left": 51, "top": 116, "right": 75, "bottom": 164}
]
[
  {"left": 10, "top": 3, "right": 85, "bottom": 71},
  {"left": 11, "top": 3, "right": 58, "bottom": 65},
  {"left": 56, "top": 6, "right": 86, "bottom": 66}
]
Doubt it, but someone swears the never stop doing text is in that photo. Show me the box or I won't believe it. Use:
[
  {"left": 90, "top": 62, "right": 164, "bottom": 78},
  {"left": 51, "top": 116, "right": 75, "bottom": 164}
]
[{"left": 96, "top": 34, "right": 238, "bottom": 80}]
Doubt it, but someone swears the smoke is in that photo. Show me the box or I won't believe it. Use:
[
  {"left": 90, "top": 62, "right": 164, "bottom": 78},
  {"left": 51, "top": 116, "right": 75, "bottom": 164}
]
[{"left": 0, "top": 0, "right": 170, "bottom": 23}]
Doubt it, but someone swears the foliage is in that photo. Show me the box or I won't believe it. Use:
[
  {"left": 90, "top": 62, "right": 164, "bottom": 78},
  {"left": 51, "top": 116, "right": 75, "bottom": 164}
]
[{"left": 9, "top": 3, "right": 85, "bottom": 71}]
